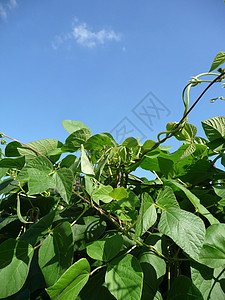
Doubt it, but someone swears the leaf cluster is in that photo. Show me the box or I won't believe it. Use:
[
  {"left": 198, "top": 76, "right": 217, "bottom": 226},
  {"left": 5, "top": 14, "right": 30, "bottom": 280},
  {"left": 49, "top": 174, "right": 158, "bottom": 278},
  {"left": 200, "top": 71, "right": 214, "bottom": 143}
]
[{"left": 0, "top": 53, "right": 225, "bottom": 300}]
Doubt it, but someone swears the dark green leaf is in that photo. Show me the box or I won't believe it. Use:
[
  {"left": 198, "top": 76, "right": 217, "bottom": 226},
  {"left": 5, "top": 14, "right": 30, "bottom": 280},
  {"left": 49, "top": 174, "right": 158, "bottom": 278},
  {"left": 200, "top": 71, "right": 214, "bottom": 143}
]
[
  {"left": 167, "top": 275, "right": 203, "bottom": 299},
  {"left": 20, "top": 211, "right": 55, "bottom": 246},
  {"left": 0, "top": 156, "right": 25, "bottom": 169},
  {"left": 78, "top": 269, "right": 115, "bottom": 300},
  {"left": 5, "top": 141, "right": 22, "bottom": 157}
]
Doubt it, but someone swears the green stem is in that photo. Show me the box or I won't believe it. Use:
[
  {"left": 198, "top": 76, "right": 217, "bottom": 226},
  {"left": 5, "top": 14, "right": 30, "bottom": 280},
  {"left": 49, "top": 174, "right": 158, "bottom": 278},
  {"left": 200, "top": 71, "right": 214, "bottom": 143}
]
[
  {"left": 71, "top": 206, "right": 89, "bottom": 226},
  {"left": 90, "top": 265, "right": 106, "bottom": 276}
]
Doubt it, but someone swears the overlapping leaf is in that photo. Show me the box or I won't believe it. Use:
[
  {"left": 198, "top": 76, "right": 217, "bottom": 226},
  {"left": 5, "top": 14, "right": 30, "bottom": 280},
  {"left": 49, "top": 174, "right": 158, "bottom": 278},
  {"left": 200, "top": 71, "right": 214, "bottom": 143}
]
[
  {"left": 46, "top": 258, "right": 90, "bottom": 300},
  {"left": 38, "top": 221, "right": 74, "bottom": 287},
  {"left": 105, "top": 254, "right": 143, "bottom": 300},
  {"left": 0, "top": 239, "right": 34, "bottom": 298},
  {"left": 158, "top": 207, "right": 205, "bottom": 259}
]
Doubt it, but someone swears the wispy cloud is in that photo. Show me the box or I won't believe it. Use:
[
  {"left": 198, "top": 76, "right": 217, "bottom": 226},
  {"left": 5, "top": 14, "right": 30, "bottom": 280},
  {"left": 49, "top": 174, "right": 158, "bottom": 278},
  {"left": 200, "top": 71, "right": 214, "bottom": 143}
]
[
  {"left": 0, "top": 0, "right": 17, "bottom": 20},
  {"left": 52, "top": 18, "right": 121, "bottom": 50}
]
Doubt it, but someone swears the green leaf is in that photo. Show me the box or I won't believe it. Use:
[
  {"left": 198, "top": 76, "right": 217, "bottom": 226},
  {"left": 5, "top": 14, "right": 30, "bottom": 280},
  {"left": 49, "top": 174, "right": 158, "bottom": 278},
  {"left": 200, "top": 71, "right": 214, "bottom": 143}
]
[
  {"left": 65, "top": 128, "right": 92, "bottom": 151},
  {"left": 109, "top": 187, "right": 128, "bottom": 200},
  {"left": 92, "top": 184, "right": 113, "bottom": 204},
  {"left": 20, "top": 211, "right": 55, "bottom": 246},
  {"left": 213, "top": 185, "right": 225, "bottom": 199},
  {"left": 46, "top": 258, "right": 90, "bottom": 300},
  {"left": 38, "top": 221, "right": 74, "bottom": 286},
  {"left": 117, "top": 190, "right": 140, "bottom": 208},
  {"left": 167, "top": 275, "right": 203, "bottom": 299},
  {"left": 0, "top": 239, "right": 34, "bottom": 298},
  {"left": 72, "top": 216, "right": 106, "bottom": 251},
  {"left": 156, "top": 186, "right": 179, "bottom": 209},
  {"left": 170, "top": 123, "right": 197, "bottom": 142},
  {"left": 0, "top": 178, "right": 19, "bottom": 195},
  {"left": 86, "top": 233, "right": 123, "bottom": 261},
  {"left": 78, "top": 269, "right": 115, "bottom": 300},
  {"left": 60, "top": 154, "right": 78, "bottom": 168},
  {"left": 105, "top": 254, "right": 143, "bottom": 300},
  {"left": 135, "top": 193, "right": 157, "bottom": 238},
  {"left": 191, "top": 263, "right": 212, "bottom": 299},
  {"left": 0, "top": 215, "right": 18, "bottom": 231},
  {"left": 122, "top": 137, "right": 138, "bottom": 148},
  {"left": 0, "top": 167, "right": 8, "bottom": 180},
  {"left": 198, "top": 223, "right": 225, "bottom": 268},
  {"left": 209, "top": 51, "right": 225, "bottom": 72},
  {"left": 142, "top": 140, "right": 157, "bottom": 152},
  {"left": 18, "top": 139, "right": 63, "bottom": 162},
  {"left": 5, "top": 141, "right": 22, "bottom": 157},
  {"left": 166, "top": 180, "right": 219, "bottom": 225},
  {"left": 202, "top": 117, "right": 225, "bottom": 142},
  {"left": 85, "top": 133, "right": 116, "bottom": 150},
  {"left": 191, "top": 261, "right": 221, "bottom": 300},
  {"left": 53, "top": 168, "right": 74, "bottom": 203},
  {"left": 17, "top": 156, "right": 54, "bottom": 195},
  {"left": 158, "top": 157, "right": 174, "bottom": 178},
  {"left": 0, "top": 156, "right": 25, "bottom": 169},
  {"left": 62, "top": 120, "right": 91, "bottom": 134},
  {"left": 139, "top": 234, "right": 166, "bottom": 299},
  {"left": 158, "top": 207, "right": 205, "bottom": 259},
  {"left": 176, "top": 143, "right": 196, "bottom": 163},
  {"left": 81, "top": 145, "right": 94, "bottom": 175}
]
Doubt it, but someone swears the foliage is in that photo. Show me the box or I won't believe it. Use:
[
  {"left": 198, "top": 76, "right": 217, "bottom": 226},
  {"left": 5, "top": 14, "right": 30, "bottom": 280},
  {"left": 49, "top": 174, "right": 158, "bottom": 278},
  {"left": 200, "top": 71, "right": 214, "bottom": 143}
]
[{"left": 0, "top": 53, "right": 225, "bottom": 300}]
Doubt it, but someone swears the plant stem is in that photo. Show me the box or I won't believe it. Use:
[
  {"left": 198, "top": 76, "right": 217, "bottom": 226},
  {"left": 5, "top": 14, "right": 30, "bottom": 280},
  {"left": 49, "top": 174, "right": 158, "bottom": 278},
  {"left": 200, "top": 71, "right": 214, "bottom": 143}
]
[{"left": 1, "top": 133, "right": 45, "bottom": 157}]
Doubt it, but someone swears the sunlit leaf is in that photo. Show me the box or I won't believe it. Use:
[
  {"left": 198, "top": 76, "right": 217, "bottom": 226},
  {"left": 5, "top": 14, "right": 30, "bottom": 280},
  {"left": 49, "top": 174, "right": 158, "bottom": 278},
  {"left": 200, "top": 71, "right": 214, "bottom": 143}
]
[
  {"left": 46, "top": 258, "right": 90, "bottom": 300},
  {"left": 209, "top": 51, "right": 225, "bottom": 72},
  {"left": 105, "top": 254, "right": 143, "bottom": 300},
  {"left": 0, "top": 239, "right": 34, "bottom": 298},
  {"left": 158, "top": 207, "right": 205, "bottom": 259},
  {"left": 198, "top": 223, "right": 225, "bottom": 268}
]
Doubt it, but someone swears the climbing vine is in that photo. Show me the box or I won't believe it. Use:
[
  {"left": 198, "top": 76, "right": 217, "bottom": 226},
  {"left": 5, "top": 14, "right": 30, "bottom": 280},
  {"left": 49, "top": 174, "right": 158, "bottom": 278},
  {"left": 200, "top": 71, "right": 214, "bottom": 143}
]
[{"left": 0, "top": 52, "right": 225, "bottom": 300}]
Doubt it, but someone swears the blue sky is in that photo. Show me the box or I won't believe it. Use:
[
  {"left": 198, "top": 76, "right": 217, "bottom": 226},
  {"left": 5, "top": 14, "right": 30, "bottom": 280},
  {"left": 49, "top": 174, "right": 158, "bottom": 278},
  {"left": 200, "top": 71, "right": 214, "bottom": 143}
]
[{"left": 0, "top": 0, "right": 225, "bottom": 151}]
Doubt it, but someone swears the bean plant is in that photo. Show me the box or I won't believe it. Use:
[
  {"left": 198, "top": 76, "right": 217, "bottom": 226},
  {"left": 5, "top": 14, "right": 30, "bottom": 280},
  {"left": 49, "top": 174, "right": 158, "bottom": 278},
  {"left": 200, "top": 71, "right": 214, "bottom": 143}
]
[{"left": 0, "top": 52, "right": 225, "bottom": 300}]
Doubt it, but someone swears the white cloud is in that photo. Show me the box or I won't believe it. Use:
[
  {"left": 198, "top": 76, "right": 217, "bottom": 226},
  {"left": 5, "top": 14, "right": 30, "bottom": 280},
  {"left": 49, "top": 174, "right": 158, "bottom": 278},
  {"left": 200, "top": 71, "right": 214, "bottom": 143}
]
[
  {"left": 8, "top": 0, "right": 17, "bottom": 10},
  {"left": 0, "top": 0, "right": 17, "bottom": 20},
  {"left": 72, "top": 23, "right": 121, "bottom": 48},
  {"left": 0, "top": 5, "right": 7, "bottom": 20},
  {"left": 52, "top": 18, "right": 121, "bottom": 50}
]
